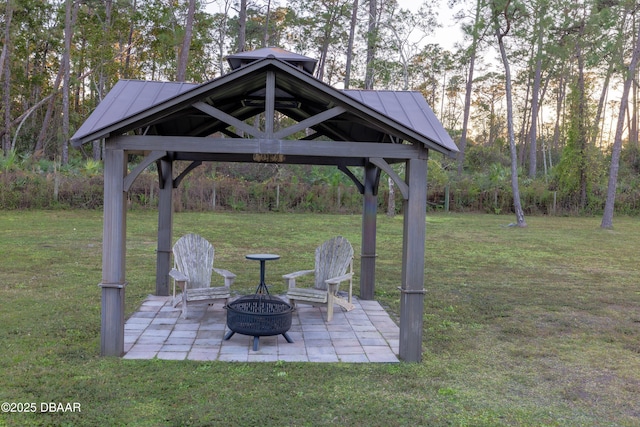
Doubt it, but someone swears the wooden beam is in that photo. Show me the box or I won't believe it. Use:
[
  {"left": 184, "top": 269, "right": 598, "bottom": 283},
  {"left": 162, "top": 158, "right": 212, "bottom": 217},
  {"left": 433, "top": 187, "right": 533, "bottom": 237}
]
[
  {"left": 369, "top": 157, "right": 409, "bottom": 200},
  {"left": 338, "top": 165, "right": 364, "bottom": 193},
  {"left": 124, "top": 150, "right": 166, "bottom": 192},
  {"left": 193, "top": 101, "right": 265, "bottom": 139},
  {"left": 279, "top": 108, "right": 355, "bottom": 142},
  {"left": 172, "top": 152, "right": 366, "bottom": 166},
  {"left": 173, "top": 161, "right": 202, "bottom": 188},
  {"left": 111, "top": 135, "right": 423, "bottom": 160},
  {"left": 273, "top": 106, "right": 346, "bottom": 140}
]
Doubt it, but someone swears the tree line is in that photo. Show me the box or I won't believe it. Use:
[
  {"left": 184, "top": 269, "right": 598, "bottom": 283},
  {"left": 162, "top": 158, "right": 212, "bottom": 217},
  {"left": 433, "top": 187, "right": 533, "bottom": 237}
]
[{"left": 0, "top": 0, "right": 639, "bottom": 226}]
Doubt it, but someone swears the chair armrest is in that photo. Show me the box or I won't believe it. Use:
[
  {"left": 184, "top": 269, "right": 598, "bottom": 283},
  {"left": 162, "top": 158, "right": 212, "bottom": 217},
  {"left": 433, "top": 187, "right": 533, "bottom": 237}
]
[
  {"left": 213, "top": 268, "right": 236, "bottom": 287},
  {"left": 169, "top": 268, "right": 188, "bottom": 295},
  {"left": 169, "top": 268, "right": 188, "bottom": 282},
  {"left": 326, "top": 272, "right": 354, "bottom": 302},
  {"left": 325, "top": 272, "right": 353, "bottom": 285},
  {"left": 283, "top": 269, "right": 315, "bottom": 288}
]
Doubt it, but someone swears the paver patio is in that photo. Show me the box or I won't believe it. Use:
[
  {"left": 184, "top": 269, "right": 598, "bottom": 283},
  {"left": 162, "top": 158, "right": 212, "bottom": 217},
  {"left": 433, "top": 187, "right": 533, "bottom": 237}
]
[{"left": 123, "top": 295, "right": 400, "bottom": 362}]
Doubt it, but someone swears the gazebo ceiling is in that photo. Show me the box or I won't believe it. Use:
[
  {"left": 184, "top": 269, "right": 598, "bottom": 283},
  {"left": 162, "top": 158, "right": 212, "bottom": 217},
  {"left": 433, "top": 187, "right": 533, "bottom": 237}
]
[{"left": 71, "top": 48, "right": 457, "bottom": 161}]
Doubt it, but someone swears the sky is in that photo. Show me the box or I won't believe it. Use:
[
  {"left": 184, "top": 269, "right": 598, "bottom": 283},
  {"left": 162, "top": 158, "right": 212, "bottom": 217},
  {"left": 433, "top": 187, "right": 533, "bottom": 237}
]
[
  {"left": 204, "top": 0, "right": 465, "bottom": 51},
  {"left": 398, "top": 0, "right": 463, "bottom": 50}
]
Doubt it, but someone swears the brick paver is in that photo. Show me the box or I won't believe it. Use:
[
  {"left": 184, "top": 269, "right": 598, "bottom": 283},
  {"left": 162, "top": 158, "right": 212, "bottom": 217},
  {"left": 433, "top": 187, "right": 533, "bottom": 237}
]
[{"left": 123, "top": 295, "right": 399, "bottom": 362}]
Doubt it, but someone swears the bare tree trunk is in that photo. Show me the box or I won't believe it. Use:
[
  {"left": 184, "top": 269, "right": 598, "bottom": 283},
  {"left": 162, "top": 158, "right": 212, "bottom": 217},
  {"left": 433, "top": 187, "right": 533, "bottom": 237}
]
[
  {"left": 238, "top": 0, "right": 247, "bottom": 52},
  {"left": 457, "top": 0, "right": 481, "bottom": 176},
  {"left": 124, "top": 0, "right": 137, "bottom": 78},
  {"left": 315, "top": 5, "right": 342, "bottom": 82},
  {"left": 34, "top": 66, "right": 63, "bottom": 155},
  {"left": 263, "top": 0, "right": 272, "bottom": 48},
  {"left": 0, "top": 0, "right": 10, "bottom": 82},
  {"left": 529, "top": 7, "right": 545, "bottom": 178},
  {"left": 216, "top": 0, "right": 231, "bottom": 74},
  {"left": 593, "top": 63, "right": 613, "bottom": 148},
  {"left": 552, "top": 71, "right": 566, "bottom": 154},
  {"left": 365, "top": 0, "right": 377, "bottom": 90},
  {"left": 93, "top": 0, "right": 112, "bottom": 160},
  {"left": 494, "top": 5, "right": 526, "bottom": 227},
  {"left": 4, "top": 59, "right": 113, "bottom": 147},
  {"left": 628, "top": 12, "right": 638, "bottom": 148},
  {"left": 177, "top": 0, "right": 196, "bottom": 82},
  {"left": 61, "top": 0, "right": 78, "bottom": 165},
  {"left": 632, "top": 45, "right": 639, "bottom": 147},
  {"left": 35, "top": 0, "right": 77, "bottom": 159},
  {"left": 518, "top": 64, "right": 531, "bottom": 168},
  {"left": 344, "top": 0, "right": 358, "bottom": 89},
  {"left": 575, "top": 29, "right": 588, "bottom": 210},
  {"left": 601, "top": 22, "right": 640, "bottom": 229},
  {"left": 2, "top": 52, "right": 10, "bottom": 156},
  {"left": 1, "top": 0, "right": 13, "bottom": 155},
  {"left": 387, "top": 177, "right": 395, "bottom": 216}
]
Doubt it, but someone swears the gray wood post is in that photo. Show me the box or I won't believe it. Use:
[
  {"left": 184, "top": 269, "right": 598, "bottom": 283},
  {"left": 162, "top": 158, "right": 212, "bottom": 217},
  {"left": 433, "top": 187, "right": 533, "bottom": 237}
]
[
  {"left": 100, "top": 148, "right": 127, "bottom": 356},
  {"left": 360, "top": 162, "right": 379, "bottom": 300},
  {"left": 155, "top": 159, "right": 173, "bottom": 296},
  {"left": 399, "top": 155, "right": 428, "bottom": 362}
]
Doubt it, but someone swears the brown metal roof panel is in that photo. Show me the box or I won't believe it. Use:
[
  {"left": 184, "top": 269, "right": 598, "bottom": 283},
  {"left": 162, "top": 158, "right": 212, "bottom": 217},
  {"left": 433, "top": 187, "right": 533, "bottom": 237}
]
[
  {"left": 71, "top": 80, "right": 197, "bottom": 145},
  {"left": 109, "top": 81, "right": 153, "bottom": 120},
  {"left": 106, "top": 81, "right": 197, "bottom": 126},
  {"left": 132, "top": 81, "right": 195, "bottom": 113},
  {"left": 405, "top": 91, "right": 457, "bottom": 152},
  {"left": 343, "top": 89, "right": 457, "bottom": 153},
  {"left": 71, "top": 80, "right": 129, "bottom": 141},
  {"left": 389, "top": 92, "right": 433, "bottom": 135},
  {"left": 379, "top": 93, "right": 406, "bottom": 123}
]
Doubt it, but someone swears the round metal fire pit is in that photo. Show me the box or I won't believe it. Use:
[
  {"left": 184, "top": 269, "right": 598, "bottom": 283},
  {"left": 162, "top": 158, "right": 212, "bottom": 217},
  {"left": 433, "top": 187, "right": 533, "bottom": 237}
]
[{"left": 224, "top": 295, "right": 293, "bottom": 350}]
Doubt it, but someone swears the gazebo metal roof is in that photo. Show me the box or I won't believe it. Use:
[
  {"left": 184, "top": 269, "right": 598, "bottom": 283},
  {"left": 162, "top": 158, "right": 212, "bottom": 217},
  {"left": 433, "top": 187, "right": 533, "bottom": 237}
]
[
  {"left": 72, "top": 79, "right": 456, "bottom": 157},
  {"left": 73, "top": 47, "right": 457, "bottom": 362},
  {"left": 71, "top": 51, "right": 456, "bottom": 157}
]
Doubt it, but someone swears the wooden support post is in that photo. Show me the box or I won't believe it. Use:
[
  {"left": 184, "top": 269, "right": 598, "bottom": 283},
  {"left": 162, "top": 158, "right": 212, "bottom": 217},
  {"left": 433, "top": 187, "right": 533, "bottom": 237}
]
[
  {"left": 155, "top": 158, "right": 173, "bottom": 296},
  {"left": 360, "top": 162, "right": 379, "bottom": 300},
  {"left": 100, "top": 148, "right": 127, "bottom": 356},
  {"left": 265, "top": 71, "right": 275, "bottom": 137},
  {"left": 399, "top": 155, "right": 428, "bottom": 362}
]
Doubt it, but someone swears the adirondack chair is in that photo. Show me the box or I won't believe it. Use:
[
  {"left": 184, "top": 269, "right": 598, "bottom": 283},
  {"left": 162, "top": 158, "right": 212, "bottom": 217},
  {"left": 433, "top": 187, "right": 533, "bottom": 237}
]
[
  {"left": 169, "top": 233, "right": 236, "bottom": 318},
  {"left": 284, "top": 236, "right": 355, "bottom": 321}
]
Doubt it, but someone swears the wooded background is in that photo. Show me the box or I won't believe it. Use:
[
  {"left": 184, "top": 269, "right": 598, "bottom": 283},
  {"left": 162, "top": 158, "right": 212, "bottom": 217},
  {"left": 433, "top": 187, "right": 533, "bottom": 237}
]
[{"left": 0, "top": 0, "right": 639, "bottom": 223}]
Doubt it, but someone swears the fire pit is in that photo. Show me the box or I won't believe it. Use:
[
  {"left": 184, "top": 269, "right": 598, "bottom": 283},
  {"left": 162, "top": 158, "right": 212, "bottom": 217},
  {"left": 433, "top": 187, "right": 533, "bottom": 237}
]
[
  {"left": 224, "top": 294, "right": 293, "bottom": 351},
  {"left": 223, "top": 253, "right": 294, "bottom": 351}
]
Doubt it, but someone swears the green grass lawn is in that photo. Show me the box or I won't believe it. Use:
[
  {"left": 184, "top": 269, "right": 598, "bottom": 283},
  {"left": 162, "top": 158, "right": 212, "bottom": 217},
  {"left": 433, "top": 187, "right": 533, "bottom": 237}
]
[{"left": 1, "top": 210, "right": 639, "bottom": 426}]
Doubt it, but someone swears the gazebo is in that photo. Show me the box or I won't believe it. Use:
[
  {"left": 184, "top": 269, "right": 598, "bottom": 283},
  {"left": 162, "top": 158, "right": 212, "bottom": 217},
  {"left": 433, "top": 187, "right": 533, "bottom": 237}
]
[{"left": 71, "top": 47, "right": 458, "bottom": 362}]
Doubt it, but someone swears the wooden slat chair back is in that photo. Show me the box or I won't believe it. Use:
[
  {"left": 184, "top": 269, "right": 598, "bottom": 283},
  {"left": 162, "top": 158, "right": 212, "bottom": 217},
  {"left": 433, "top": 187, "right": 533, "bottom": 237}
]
[
  {"left": 173, "top": 233, "right": 214, "bottom": 290},
  {"left": 169, "top": 233, "right": 236, "bottom": 318},
  {"left": 313, "top": 236, "right": 354, "bottom": 290},
  {"left": 284, "top": 236, "right": 355, "bottom": 321}
]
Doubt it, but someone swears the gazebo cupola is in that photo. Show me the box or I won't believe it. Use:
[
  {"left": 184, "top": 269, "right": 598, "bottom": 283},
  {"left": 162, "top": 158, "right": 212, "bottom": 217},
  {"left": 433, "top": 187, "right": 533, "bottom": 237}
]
[{"left": 226, "top": 47, "right": 318, "bottom": 74}]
